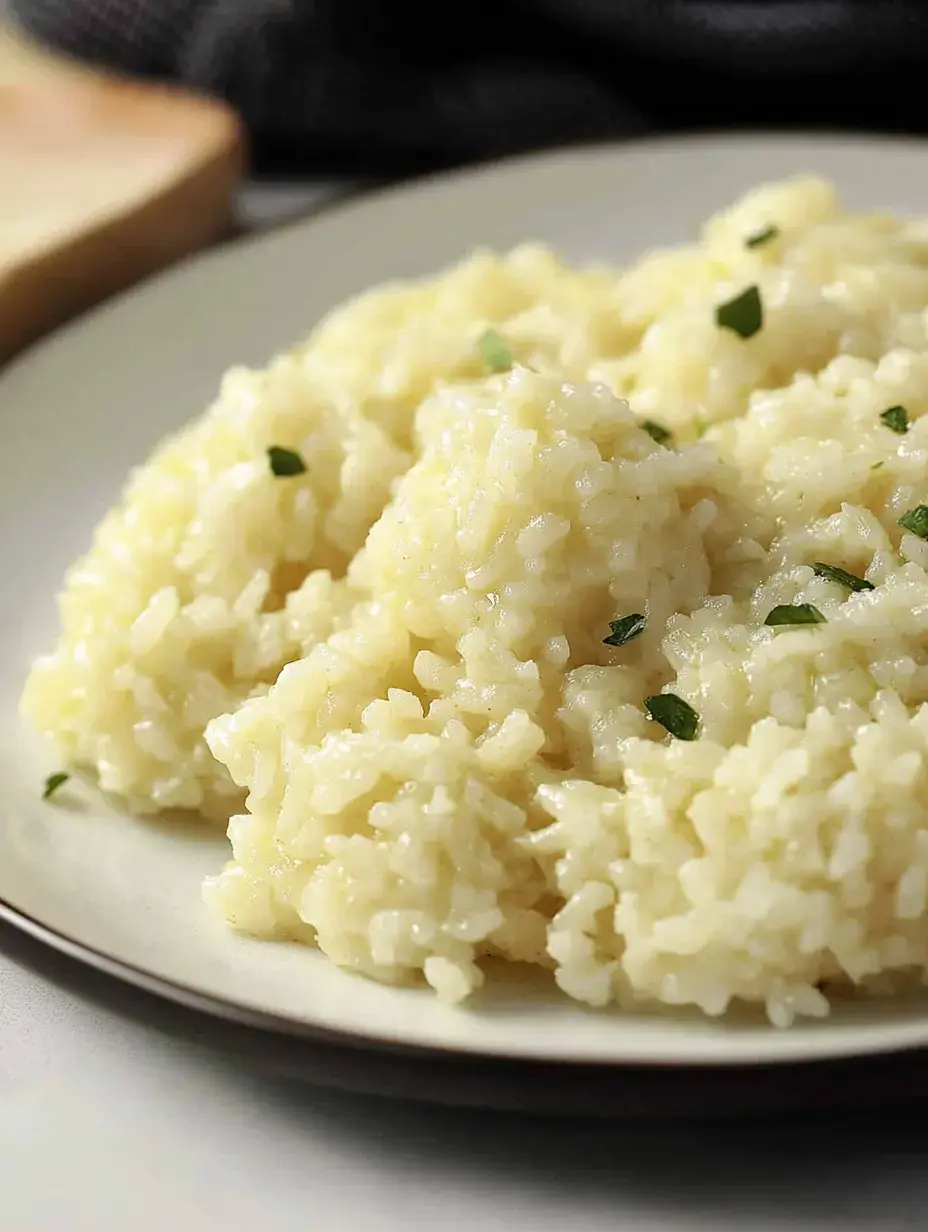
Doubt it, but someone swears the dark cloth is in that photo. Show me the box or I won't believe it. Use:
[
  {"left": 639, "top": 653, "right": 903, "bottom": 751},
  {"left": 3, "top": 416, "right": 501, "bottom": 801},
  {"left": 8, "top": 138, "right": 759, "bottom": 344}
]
[{"left": 12, "top": 1, "right": 928, "bottom": 173}]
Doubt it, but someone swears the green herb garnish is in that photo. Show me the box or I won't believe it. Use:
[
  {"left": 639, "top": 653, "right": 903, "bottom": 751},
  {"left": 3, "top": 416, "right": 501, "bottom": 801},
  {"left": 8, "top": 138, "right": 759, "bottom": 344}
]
[
  {"left": 880, "top": 405, "right": 910, "bottom": 434},
  {"left": 642, "top": 420, "right": 673, "bottom": 446},
  {"left": 478, "top": 329, "right": 513, "bottom": 373},
  {"left": 42, "top": 772, "right": 70, "bottom": 801},
  {"left": 899, "top": 505, "right": 928, "bottom": 539},
  {"left": 643, "top": 693, "right": 700, "bottom": 741},
  {"left": 871, "top": 461, "right": 885, "bottom": 471},
  {"left": 764, "top": 603, "right": 826, "bottom": 627},
  {"left": 811, "top": 563, "right": 874, "bottom": 593},
  {"left": 745, "top": 225, "right": 780, "bottom": 249},
  {"left": 603, "top": 613, "right": 646, "bottom": 647},
  {"left": 267, "top": 446, "right": 307, "bottom": 477},
  {"left": 715, "top": 285, "right": 763, "bottom": 339}
]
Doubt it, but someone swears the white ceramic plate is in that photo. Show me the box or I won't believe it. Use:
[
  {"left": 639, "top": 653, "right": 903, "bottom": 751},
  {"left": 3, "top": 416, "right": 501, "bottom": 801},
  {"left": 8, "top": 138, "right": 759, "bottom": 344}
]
[{"left": 6, "top": 134, "right": 928, "bottom": 1075}]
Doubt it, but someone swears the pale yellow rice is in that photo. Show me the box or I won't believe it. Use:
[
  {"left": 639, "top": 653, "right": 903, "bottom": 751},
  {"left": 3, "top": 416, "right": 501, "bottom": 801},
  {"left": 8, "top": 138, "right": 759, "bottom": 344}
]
[{"left": 24, "top": 175, "right": 928, "bottom": 1025}]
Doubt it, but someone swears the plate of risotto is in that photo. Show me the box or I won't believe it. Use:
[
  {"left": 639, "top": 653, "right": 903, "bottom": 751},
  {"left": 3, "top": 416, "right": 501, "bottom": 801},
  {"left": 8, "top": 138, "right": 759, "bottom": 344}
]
[{"left": 8, "top": 134, "right": 928, "bottom": 1111}]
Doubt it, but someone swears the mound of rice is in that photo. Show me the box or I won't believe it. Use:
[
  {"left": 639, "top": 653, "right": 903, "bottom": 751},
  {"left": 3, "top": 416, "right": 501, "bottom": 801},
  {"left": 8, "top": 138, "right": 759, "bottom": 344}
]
[{"left": 24, "top": 175, "right": 928, "bottom": 1024}]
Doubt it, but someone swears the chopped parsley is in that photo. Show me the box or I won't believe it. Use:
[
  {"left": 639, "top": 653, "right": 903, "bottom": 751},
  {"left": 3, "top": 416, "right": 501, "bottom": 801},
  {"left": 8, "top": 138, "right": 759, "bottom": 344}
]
[
  {"left": 764, "top": 603, "right": 826, "bottom": 627},
  {"left": 642, "top": 420, "right": 673, "bottom": 446},
  {"left": 880, "top": 405, "right": 910, "bottom": 434},
  {"left": 644, "top": 693, "right": 700, "bottom": 741},
  {"left": 42, "top": 772, "right": 70, "bottom": 801},
  {"left": 811, "top": 562, "right": 874, "bottom": 593},
  {"left": 267, "top": 446, "right": 307, "bottom": 477},
  {"left": 715, "top": 285, "right": 763, "bottom": 339},
  {"left": 871, "top": 461, "right": 885, "bottom": 471},
  {"left": 745, "top": 225, "right": 780, "bottom": 249},
  {"left": 603, "top": 613, "right": 646, "bottom": 647},
  {"left": 899, "top": 505, "right": 928, "bottom": 539},
  {"left": 478, "top": 329, "right": 513, "bottom": 372}
]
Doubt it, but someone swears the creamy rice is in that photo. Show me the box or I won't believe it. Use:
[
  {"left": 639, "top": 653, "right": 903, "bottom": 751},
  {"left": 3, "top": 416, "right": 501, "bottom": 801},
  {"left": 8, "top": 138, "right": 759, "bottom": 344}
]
[{"left": 24, "top": 175, "right": 928, "bottom": 1024}]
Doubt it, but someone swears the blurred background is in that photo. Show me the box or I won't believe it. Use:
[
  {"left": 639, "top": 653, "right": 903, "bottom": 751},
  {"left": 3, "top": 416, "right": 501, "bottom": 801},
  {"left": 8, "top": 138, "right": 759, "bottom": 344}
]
[
  {"left": 4, "top": 1, "right": 928, "bottom": 359},
  {"left": 8, "top": 0, "right": 928, "bottom": 177}
]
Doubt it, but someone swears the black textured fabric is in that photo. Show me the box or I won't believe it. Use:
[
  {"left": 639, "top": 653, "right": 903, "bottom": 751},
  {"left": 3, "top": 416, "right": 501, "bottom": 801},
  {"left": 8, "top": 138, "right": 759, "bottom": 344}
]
[{"left": 12, "top": 1, "right": 928, "bottom": 172}]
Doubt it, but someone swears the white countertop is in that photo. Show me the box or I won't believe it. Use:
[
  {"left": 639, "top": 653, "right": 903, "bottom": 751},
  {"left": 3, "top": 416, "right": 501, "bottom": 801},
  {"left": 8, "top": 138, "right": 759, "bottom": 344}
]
[
  {"left": 4, "top": 931, "right": 928, "bottom": 1232},
  {"left": 4, "top": 179, "right": 928, "bottom": 1232}
]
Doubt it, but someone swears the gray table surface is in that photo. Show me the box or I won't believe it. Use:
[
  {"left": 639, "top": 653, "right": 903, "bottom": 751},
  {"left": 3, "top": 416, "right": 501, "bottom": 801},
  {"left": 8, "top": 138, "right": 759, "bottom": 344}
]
[{"left": 4, "top": 178, "right": 928, "bottom": 1232}]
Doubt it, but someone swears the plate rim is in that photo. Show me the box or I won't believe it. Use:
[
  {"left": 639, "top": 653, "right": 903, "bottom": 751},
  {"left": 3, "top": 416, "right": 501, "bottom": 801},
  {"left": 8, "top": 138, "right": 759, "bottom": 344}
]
[
  {"left": 10, "top": 911, "right": 928, "bottom": 1120},
  {"left": 9, "top": 130, "right": 928, "bottom": 1072},
  {"left": 8, "top": 892, "right": 928, "bottom": 1072}
]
